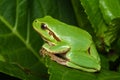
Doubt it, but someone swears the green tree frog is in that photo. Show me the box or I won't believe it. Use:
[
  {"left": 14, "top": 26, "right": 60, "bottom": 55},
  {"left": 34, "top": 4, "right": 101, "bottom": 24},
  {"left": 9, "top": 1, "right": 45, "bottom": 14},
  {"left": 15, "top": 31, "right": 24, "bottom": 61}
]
[{"left": 33, "top": 16, "right": 101, "bottom": 72}]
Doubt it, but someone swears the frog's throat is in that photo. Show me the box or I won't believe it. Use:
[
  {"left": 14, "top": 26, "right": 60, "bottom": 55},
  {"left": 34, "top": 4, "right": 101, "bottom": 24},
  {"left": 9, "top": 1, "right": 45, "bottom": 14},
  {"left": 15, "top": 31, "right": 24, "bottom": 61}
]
[{"left": 42, "top": 37, "right": 55, "bottom": 46}]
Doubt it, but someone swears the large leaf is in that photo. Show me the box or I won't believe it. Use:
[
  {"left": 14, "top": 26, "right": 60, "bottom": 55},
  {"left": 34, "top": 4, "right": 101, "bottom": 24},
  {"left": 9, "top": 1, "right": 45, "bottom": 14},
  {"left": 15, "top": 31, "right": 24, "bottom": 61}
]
[
  {"left": 71, "top": 0, "right": 94, "bottom": 35},
  {"left": 0, "top": 0, "right": 48, "bottom": 80},
  {"left": 80, "top": 0, "right": 120, "bottom": 50},
  {"left": 99, "top": 0, "right": 120, "bottom": 48},
  {"left": 0, "top": 0, "right": 76, "bottom": 79},
  {"left": 1, "top": 0, "right": 120, "bottom": 80},
  {"left": 99, "top": 0, "right": 120, "bottom": 24}
]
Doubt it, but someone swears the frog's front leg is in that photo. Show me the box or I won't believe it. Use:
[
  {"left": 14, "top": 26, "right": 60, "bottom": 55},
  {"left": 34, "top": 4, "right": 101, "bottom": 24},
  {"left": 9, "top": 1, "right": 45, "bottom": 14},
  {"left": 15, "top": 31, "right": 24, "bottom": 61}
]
[{"left": 42, "top": 42, "right": 70, "bottom": 54}]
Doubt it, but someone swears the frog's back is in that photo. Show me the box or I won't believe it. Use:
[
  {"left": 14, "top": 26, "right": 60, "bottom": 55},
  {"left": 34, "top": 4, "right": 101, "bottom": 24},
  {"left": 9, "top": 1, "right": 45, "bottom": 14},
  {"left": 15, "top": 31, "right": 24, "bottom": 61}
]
[
  {"left": 42, "top": 16, "right": 92, "bottom": 39},
  {"left": 41, "top": 16, "right": 92, "bottom": 50},
  {"left": 57, "top": 24, "right": 92, "bottom": 50}
]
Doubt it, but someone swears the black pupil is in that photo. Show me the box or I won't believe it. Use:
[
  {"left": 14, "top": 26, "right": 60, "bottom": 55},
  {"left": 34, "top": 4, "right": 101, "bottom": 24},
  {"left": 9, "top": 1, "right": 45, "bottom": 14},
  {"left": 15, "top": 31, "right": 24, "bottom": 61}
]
[{"left": 41, "top": 23, "right": 47, "bottom": 30}]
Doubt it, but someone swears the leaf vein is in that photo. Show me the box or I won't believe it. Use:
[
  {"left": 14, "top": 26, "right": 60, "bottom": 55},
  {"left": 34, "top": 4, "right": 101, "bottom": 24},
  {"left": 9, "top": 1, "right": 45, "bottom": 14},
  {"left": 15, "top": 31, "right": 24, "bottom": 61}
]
[{"left": 0, "top": 16, "right": 41, "bottom": 62}]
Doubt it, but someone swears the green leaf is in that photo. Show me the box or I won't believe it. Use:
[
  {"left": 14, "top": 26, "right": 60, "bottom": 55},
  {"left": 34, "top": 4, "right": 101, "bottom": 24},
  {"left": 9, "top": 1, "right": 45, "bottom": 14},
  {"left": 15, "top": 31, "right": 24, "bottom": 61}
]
[
  {"left": 80, "top": 0, "right": 120, "bottom": 50},
  {"left": 99, "top": 0, "right": 120, "bottom": 47},
  {"left": 99, "top": 0, "right": 120, "bottom": 23},
  {"left": 0, "top": 0, "right": 48, "bottom": 80},
  {"left": 71, "top": 0, "right": 94, "bottom": 34}
]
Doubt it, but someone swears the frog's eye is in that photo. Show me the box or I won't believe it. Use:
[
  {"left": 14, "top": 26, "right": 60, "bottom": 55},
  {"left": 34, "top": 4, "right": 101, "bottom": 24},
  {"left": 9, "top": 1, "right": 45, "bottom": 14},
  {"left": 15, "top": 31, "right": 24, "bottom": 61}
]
[
  {"left": 34, "top": 20, "right": 37, "bottom": 22},
  {"left": 41, "top": 23, "right": 47, "bottom": 30}
]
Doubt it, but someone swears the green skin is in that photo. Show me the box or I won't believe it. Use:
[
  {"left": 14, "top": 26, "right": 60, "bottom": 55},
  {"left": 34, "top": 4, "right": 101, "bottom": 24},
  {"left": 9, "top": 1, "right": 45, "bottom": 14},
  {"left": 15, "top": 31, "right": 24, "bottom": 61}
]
[{"left": 33, "top": 16, "right": 101, "bottom": 72}]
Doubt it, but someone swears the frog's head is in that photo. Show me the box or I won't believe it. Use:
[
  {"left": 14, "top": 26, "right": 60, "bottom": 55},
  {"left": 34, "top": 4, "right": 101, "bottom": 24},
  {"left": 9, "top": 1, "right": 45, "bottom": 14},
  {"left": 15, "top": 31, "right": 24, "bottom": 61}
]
[{"left": 33, "top": 17, "right": 61, "bottom": 45}]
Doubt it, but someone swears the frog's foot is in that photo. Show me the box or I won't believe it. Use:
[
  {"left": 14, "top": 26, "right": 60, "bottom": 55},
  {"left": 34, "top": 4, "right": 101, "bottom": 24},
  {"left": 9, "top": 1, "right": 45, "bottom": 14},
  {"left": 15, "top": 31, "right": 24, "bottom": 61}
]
[
  {"left": 40, "top": 48, "right": 47, "bottom": 57},
  {"left": 40, "top": 48, "right": 68, "bottom": 65}
]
